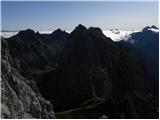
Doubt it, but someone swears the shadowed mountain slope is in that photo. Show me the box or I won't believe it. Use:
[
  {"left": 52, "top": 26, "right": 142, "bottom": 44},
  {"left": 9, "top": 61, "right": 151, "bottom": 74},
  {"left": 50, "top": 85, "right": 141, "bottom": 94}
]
[
  {"left": 5, "top": 29, "right": 69, "bottom": 80},
  {"left": 39, "top": 25, "right": 154, "bottom": 118}
]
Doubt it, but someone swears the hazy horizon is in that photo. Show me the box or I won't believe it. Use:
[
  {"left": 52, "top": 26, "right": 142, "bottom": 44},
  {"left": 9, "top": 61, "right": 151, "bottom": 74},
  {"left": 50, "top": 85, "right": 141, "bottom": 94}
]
[{"left": 2, "top": 1, "right": 159, "bottom": 31}]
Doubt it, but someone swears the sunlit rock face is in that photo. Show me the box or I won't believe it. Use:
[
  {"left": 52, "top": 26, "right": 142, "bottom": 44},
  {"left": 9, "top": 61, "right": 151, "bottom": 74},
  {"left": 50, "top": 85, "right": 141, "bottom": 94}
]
[{"left": 1, "top": 38, "right": 55, "bottom": 119}]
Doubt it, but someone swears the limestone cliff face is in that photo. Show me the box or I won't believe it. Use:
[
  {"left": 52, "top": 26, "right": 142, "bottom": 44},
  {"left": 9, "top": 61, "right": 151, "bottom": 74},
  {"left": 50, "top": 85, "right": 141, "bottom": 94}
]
[{"left": 1, "top": 38, "right": 55, "bottom": 119}]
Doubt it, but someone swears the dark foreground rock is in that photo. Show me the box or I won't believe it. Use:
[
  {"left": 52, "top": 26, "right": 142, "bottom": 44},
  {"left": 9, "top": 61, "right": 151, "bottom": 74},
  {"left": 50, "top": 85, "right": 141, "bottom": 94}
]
[{"left": 1, "top": 38, "right": 55, "bottom": 119}]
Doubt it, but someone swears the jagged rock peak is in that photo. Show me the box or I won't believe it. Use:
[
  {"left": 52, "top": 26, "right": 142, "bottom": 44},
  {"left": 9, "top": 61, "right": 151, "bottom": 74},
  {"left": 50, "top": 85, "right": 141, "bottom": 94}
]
[
  {"left": 77, "top": 24, "right": 87, "bottom": 29},
  {"left": 151, "top": 25, "right": 159, "bottom": 30},
  {"left": 88, "top": 27, "right": 103, "bottom": 34},
  {"left": 18, "top": 29, "right": 35, "bottom": 36},
  {"left": 142, "top": 25, "right": 159, "bottom": 32},
  {"left": 36, "top": 31, "right": 40, "bottom": 35},
  {"left": 50, "top": 28, "right": 69, "bottom": 41},
  {"left": 52, "top": 28, "right": 63, "bottom": 34},
  {"left": 51, "top": 28, "right": 69, "bottom": 38},
  {"left": 72, "top": 24, "right": 87, "bottom": 33},
  {"left": 71, "top": 24, "right": 104, "bottom": 36}
]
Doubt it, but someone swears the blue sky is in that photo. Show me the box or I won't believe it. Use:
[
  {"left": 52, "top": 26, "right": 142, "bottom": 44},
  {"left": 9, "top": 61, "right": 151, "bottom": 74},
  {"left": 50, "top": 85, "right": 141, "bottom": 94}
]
[{"left": 1, "top": 1, "right": 159, "bottom": 31}]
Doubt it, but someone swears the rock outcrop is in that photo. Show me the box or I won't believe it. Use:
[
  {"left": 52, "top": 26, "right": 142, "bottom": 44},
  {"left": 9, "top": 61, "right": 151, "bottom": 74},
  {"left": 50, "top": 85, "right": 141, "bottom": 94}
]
[{"left": 1, "top": 38, "right": 55, "bottom": 119}]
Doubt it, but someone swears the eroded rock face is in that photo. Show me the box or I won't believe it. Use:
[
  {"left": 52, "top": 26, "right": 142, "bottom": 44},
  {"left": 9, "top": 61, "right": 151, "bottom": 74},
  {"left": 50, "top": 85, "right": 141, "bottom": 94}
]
[{"left": 1, "top": 38, "right": 55, "bottom": 119}]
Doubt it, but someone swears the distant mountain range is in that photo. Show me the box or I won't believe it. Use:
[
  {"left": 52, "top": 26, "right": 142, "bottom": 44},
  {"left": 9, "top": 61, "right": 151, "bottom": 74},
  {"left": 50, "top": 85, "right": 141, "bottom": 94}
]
[
  {"left": 1, "top": 24, "right": 159, "bottom": 119},
  {"left": 1, "top": 29, "right": 137, "bottom": 41}
]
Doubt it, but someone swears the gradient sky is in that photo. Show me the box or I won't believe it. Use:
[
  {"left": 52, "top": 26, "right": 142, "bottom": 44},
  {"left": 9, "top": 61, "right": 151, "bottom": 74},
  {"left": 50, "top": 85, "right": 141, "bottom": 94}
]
[{"left": 1, "top": 1, "right": 159, "bottom": 31}]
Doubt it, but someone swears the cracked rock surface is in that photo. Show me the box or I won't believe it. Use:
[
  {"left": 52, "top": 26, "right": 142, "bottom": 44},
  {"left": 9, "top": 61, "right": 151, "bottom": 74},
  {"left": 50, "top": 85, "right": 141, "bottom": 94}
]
[{"left": 1, "top": 38, "right": 55, "bottom": 119}]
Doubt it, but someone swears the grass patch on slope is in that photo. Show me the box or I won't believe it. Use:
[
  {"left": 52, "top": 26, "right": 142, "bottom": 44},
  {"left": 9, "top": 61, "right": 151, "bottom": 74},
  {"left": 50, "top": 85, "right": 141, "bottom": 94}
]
[{"left": 55, "top": 97, "right": 105, "bottom": 119}]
